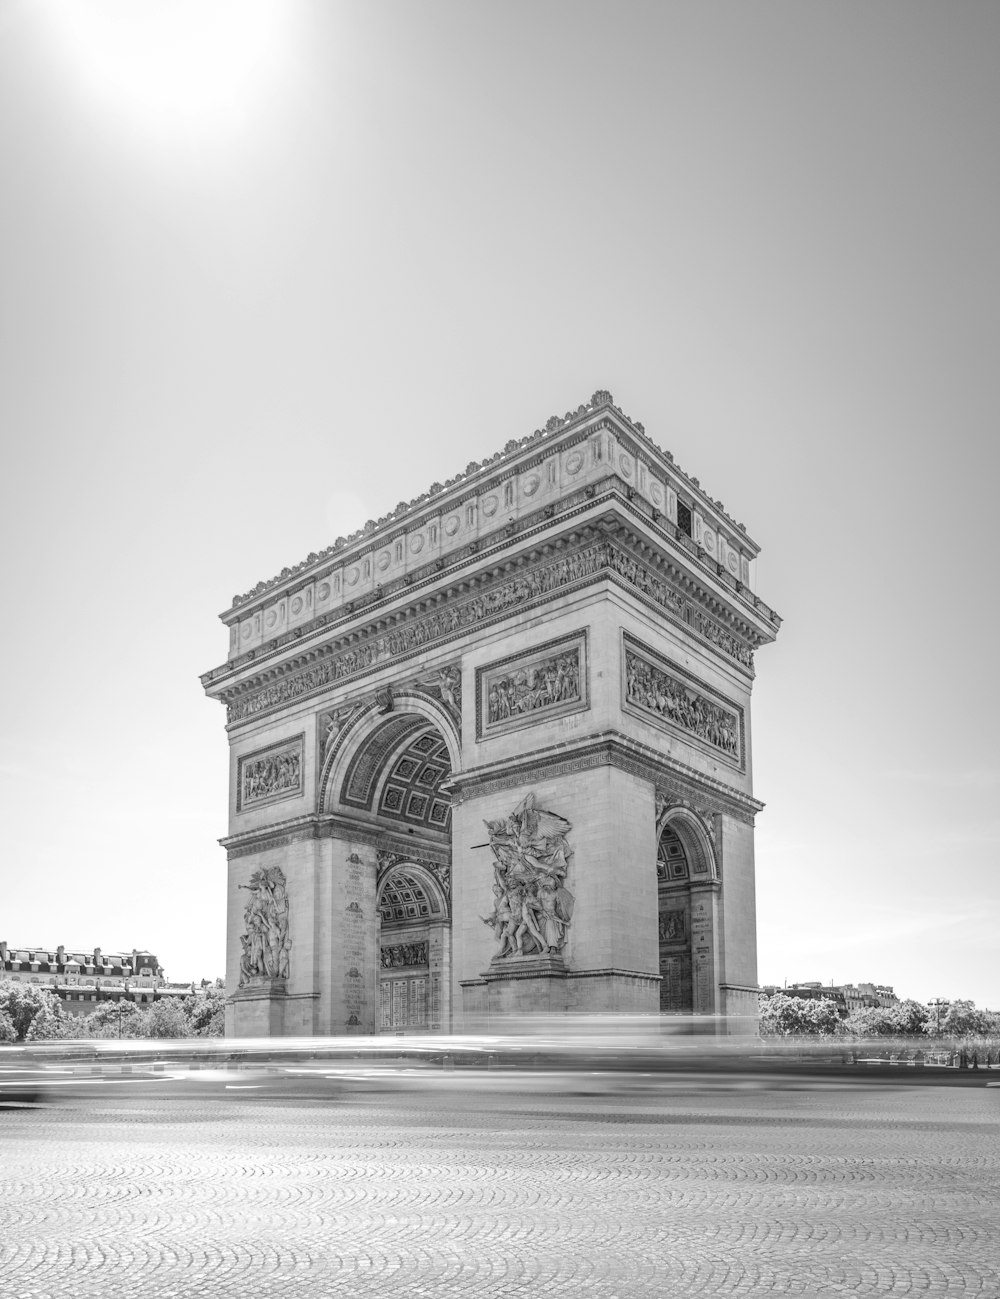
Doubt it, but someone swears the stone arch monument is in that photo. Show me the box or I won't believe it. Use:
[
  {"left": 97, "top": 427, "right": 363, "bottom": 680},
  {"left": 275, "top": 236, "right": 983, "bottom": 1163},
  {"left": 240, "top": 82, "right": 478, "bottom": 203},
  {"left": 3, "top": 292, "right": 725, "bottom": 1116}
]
[{"left": 201, "top": 392, "right": 781, "bottom": 1035}]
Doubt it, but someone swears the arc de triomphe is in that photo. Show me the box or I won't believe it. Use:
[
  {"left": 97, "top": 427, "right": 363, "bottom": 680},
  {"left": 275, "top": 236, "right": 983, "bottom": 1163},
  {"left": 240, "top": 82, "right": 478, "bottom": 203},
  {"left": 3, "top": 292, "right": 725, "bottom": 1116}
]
[{"left": 201, "top": 392, "right": 781, "bottom": 1036}]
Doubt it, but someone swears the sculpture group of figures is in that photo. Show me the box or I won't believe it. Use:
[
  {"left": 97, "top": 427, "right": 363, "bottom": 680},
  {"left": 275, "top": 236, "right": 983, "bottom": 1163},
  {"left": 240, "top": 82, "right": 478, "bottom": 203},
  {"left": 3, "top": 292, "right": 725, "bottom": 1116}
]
[
  {"left": 418, "top": 665, "right": 462, "bottom": 720},
  {"left": 481, "top": 794, "right": 575, "bottom": 958},
  {"left": 242, "top": 750, "right": 301, "bottom": 804},
  {"left": 487, "top": 650, "right": 580, "bottom": 724},
  {"left": 380, "top": 941, "right": 429, "bottom": 969},
  {"left": 625, "top": 651, "right": 739, "bottom": 758},
  {"left": 238, "top": 866, "right": 290, "bottom": 985},
  {"left": 658, "top": 909, "right": 687, "bottom": 943}
]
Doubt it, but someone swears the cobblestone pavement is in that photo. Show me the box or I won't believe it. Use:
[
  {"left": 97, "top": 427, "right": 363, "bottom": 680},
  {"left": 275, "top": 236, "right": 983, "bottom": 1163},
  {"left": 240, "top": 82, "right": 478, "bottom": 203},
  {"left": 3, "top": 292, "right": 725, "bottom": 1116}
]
[{"left": 1, "top": 1081, "right": 997, "bottom": 1298}]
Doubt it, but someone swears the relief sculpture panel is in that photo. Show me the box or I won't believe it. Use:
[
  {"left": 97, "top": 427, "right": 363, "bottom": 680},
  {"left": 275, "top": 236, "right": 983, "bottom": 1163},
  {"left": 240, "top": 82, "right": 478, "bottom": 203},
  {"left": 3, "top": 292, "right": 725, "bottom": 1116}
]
[
  {"left": 476, "top": 632, "right": 587, "bottom": 739},
  {"left": 237, "top": 736, "right": 304, "bottom": 811},
  {"left": 623, "top": 635, "right": 742, "bottom": 765},
  {"left": 380, "top": 941, "right": 429, "bottom": 969}
]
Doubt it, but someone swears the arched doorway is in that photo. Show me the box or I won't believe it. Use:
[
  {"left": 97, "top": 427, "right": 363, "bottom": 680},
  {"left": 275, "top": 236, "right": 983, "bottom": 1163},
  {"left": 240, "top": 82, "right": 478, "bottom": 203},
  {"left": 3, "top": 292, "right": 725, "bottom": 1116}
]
[
  {"left": 656, "top": 823, "right": 694, "bottom": 1012},
  {"left": 655, "top": 811, "right": 718, "bottom": 1015},
  {"left": 377, "top": 861, "right": 450, "bottom": 1031}
]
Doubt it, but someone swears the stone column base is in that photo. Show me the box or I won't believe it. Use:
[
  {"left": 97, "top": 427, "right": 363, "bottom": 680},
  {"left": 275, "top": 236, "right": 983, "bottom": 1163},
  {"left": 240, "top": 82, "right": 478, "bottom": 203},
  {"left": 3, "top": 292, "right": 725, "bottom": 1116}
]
[
  {"left": 461, "top": 955, "right": 567, "bottom": 1028},
  {"left": 228, "top": 978, "right": 288, "bottom": 1037},
  {"left": 461, "top": 958, "right": 661, "bottom": 1028},
  {"left": 719, "top": 983, "right": 761, "bottom": 1034}
]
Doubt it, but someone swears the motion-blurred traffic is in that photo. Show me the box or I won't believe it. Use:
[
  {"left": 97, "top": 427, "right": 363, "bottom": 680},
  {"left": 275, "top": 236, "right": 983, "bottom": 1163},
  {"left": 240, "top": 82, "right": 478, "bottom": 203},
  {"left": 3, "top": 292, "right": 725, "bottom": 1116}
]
[{"left": 4, "top": 1017, "right": 997, "bottom": 1108}]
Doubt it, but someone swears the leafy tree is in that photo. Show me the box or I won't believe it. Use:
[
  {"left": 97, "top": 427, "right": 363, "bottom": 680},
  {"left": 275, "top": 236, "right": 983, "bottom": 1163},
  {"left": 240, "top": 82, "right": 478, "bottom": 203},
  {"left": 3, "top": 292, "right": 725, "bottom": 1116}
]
[
  {"left": 0, "top": 1009, "right": 17, "bottom": 1043},
  {"left": 24, "top": 1001, "right": 76, "bottom": 1041},
  {"left": 893, "top": 999, "right": 931, "bottom": 1034},
  {"left": 842, "top": 1000, "right": 930, "bottom": 1037},
  {"left": 80, "top": 1000, "right": 150, "bottom": 1039},
  {"left": 924, "top": 1000, "right": 1000, "bottom": 1038},
  {"left": 759, "top": 992, "right": 841, "bottom": 1037},
  {"left": 0, "top": 981, "right": 64, "bottom": 1041},
  {"left": 184, "top": 986, "right": 226, "bottom": 1037},
  {"left": 145, "top": 999, "right": 190, "bottom": 1039}
]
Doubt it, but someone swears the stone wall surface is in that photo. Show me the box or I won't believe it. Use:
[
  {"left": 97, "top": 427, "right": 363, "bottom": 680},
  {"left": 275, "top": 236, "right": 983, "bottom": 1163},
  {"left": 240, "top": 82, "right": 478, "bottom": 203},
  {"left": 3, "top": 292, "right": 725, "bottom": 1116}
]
[{"left": 717, "top": 815, "right": 758, "bottom": 991}]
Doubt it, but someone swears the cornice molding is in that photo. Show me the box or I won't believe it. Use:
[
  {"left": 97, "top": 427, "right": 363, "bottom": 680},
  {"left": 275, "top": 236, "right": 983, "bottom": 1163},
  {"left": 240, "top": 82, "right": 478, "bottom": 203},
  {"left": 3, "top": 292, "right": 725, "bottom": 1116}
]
[
  {"left": 220, "top": 812, "right": 450, "bottom": 863},
  {"left": 212, "top": 524, "right": 773, "bottom": 732},
  {"left": 224, "top": 392, "right": 760, "bottom": 614},
  {"left": 564, "top": 968, "right": 661, "bottom": 983},
  {"left": 205, "top": 478, "right": 779, "bottom": 692}
]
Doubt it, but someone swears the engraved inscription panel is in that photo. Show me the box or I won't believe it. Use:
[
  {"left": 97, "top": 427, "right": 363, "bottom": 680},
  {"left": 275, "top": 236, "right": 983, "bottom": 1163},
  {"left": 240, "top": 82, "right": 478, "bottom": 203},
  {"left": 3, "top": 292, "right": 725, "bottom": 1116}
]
[{"left": 381, "top": 976, "right": 428, "bottom": 1029}]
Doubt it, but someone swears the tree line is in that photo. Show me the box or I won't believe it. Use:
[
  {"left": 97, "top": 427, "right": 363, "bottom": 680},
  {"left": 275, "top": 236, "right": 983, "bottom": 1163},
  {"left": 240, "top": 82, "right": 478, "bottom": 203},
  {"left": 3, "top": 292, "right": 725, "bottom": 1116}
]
[
  {"left": 759, "top": 992, "right": 1000, "bottom": 1039},
  {"left": 0, "top": 980, "right": 225, "bottom": 1043}
]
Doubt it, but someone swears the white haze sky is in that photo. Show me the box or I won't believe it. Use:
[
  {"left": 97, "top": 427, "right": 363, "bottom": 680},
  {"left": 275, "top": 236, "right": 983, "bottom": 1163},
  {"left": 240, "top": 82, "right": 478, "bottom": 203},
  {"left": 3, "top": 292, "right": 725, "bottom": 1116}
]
[{"left": 1, "top": 1, "right": 998, "bottom": 1004}]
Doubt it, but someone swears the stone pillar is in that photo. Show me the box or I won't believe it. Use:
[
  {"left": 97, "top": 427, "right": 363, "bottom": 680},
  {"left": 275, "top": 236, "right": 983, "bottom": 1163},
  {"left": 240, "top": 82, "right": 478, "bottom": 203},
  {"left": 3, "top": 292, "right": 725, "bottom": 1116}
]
[
  {"left": 342, "top": 851, "right": 378, "bottom": 1033},
  {"left": 716, "top": 813, "right": 760, "bottom": 1032},
  {"left": 689, "top": 882, "right": 721, "bottom": 1016},
  {"left": 313, "top": 837, "right": 378, "bottom": 1036},
  {"left": 427, "top": 921, "right": 451, "bottom": 1032},
  {"left": 226, "top": 838, "right": 320, "bottom": 1038},
  {"left": 453, "top": 765, "right": 660, "bottom": 1029}
]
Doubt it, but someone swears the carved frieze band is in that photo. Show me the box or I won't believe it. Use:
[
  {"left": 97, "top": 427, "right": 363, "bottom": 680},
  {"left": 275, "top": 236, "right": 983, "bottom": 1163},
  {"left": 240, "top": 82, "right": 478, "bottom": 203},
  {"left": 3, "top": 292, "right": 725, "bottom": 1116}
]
[
  {"left": 476, "top": 631, "right": 587, "bottom": 740},
  {"left": 237, "top": 735, "right": 304, "bottom": 812},
  {"left": 225, "top": 539, "right": 753, "bottom": 728},
  {"left": 623, "top": 634, "right": 743, "bottom": 768}
]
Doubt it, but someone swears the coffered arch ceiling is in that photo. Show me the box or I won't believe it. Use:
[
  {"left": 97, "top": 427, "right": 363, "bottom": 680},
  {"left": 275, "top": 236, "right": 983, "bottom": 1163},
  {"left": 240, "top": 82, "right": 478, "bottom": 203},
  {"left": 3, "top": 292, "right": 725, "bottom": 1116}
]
[
  {"left": 657, "top": 823, "right": 690, "bottom": 885},
  {"left": 656, "top": 809, "right": 716, "bottom": 881},
  {"left": 378, "top": 867, "right": 448, "bottom": 924},
  {"left": 340, "top": 717, "right": 452, "bottom": 834}
]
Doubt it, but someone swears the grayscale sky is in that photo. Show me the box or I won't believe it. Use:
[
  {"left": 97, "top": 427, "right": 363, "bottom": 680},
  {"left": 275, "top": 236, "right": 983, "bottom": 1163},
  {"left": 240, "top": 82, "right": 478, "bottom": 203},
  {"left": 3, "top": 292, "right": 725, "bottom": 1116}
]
[{"left": 1, "top": 1, "right": 998, "bottom": 1004}]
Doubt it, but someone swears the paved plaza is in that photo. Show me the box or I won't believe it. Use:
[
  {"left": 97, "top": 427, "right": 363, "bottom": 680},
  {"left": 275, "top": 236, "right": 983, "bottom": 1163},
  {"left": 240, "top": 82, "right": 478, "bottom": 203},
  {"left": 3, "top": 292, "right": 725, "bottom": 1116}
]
[{"left": 1, "top": 1080, "right": 997, "bottom": 1297}]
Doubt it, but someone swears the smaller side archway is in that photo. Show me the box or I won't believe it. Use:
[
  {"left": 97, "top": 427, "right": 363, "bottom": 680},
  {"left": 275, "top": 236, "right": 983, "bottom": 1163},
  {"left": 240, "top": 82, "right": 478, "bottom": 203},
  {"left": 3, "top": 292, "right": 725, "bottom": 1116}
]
[
  {"left": 654, "top": 806, "right": 719, "bottom": 1015},
  {"left": 376, "top": 859, "right": 451, "bottom": 1033}
]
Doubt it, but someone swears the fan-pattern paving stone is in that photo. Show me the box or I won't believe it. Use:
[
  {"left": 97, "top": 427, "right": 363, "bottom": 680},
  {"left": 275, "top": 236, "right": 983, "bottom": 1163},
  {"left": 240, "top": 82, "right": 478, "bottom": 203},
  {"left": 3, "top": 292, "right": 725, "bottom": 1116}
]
[{"left": 1, "top": 1082, "right": 997, "bottom": 1297}]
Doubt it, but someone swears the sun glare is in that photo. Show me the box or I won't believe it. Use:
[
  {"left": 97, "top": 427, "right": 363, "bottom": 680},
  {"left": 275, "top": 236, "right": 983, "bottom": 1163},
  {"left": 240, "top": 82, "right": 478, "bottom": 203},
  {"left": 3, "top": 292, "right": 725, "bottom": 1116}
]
[{"left": 43, "top": 0, "right": 289, "bottom": 143}]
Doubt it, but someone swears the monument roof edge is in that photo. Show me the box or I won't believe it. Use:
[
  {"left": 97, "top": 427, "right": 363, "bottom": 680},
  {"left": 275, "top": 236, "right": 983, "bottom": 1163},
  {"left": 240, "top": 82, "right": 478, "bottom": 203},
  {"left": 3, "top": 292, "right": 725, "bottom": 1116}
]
[{"left": 220, "top": 391, "right": 760, "bottom": 622}]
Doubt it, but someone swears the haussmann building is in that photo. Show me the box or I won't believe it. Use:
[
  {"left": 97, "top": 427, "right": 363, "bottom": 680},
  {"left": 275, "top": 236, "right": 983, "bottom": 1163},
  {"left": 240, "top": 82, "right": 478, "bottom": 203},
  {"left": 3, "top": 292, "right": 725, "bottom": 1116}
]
[{"left": 200, "top": 392, "right": 781, "bottom": 1037}]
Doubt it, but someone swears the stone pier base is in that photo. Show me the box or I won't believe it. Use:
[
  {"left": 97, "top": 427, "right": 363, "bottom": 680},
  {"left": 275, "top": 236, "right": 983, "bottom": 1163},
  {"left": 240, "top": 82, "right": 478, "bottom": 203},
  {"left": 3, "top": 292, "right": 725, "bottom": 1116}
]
[
  {"left": 228, "top": 978, "right": 288, "bottom": 1037},
  {"left": 461, "top": 957, "right": 660, "bottom": 1029}
]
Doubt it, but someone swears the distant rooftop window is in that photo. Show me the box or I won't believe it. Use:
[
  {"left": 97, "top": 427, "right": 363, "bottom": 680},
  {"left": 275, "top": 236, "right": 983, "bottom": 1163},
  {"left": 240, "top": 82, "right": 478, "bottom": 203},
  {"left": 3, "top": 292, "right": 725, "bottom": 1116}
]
[{"left": 676, "top": 501, "right": 692, "bottom": 538}]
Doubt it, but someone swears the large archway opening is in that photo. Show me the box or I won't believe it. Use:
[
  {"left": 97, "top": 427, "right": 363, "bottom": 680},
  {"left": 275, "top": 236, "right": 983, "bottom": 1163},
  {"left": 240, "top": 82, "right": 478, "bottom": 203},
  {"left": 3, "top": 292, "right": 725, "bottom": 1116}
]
[
  {"left": 339, "top": 716, "right": 454, "bottom": 833},
  {"left": 330, "top": 707, "right": 455, "bottom": 1033}
]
